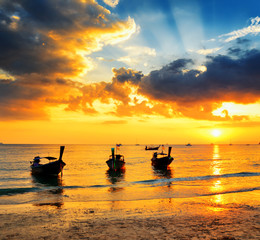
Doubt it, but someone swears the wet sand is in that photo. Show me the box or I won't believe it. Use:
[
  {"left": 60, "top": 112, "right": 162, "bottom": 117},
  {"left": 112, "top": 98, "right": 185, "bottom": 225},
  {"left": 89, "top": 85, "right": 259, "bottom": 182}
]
[{"left": 0, "top": 196, "right": 259, "bottom": 240}]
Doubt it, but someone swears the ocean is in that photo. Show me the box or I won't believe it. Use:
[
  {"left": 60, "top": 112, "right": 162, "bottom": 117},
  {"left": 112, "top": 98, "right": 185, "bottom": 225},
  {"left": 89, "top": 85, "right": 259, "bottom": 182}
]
[{"left": 0, "top": 144, "right": 259, "bottom": 215}]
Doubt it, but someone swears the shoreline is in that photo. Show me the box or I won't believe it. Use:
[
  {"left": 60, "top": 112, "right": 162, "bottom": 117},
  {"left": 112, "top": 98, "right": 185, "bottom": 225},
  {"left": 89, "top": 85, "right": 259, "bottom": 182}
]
[{"left": 0, "top": 194, "right": 259, "bottom": 239}]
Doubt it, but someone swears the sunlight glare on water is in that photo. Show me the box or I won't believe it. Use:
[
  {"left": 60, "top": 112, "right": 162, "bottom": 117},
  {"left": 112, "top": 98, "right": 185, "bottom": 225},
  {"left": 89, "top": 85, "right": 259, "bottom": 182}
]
[{"left": 0, "top": 144, "right": 259, "bottom": 215}]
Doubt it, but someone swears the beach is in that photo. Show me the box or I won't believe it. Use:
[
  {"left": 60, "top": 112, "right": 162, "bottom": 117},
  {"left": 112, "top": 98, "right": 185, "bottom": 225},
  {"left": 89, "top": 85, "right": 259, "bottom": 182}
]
[
  {"left": 1, "top": 0, "right": 260, "bottom": 238},
  {"left": 1, "top": 193, "right": 259, "bottom": 240},
  {"left": 0, "top": 144, "right": 259, "bottom": 239}
]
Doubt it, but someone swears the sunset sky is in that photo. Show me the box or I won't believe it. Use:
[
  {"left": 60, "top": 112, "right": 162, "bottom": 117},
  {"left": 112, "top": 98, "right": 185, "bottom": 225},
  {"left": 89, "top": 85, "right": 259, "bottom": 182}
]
[{"left": 0, "top": 0, "right": 259, "bottom": 144}]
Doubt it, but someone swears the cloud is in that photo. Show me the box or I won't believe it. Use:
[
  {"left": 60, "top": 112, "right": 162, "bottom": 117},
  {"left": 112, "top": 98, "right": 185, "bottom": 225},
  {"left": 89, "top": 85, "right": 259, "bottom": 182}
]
[
  {"left": 0, "top": 1, "right": 259, "bottom": 123},
  {"left": 0, "top": 0, "right": 136, "bottom": 120},
  {"left": 111, "top": 67, "right": 143, "bottom": 85},
  {"left": 103, "top": 0, "right": 119, "bottom": 8},
  {"left": 136, "top": 49, "right": 260, "bottom": 119},
  {"left": 0, "top": 78, "right": 49, "bottom": 120},
  {"left": 102, "top": 120, "right": 127, "bottom": 124},
  {"left": 0, "top": 0, "right": 136, "bottom": 77},
  {"left": 195, "top": 47, "right": 221, "bottom": 55},
  {"left": 42, "top": 49, "right": 260, "bottom": 121},
  {"left": 214, "top": 121, "right": 260, "bottom": 128},
  {"left": 117, "top": 45, "right": 156, "bottom": 67},
  {"left": 0, "top": 75, "right": 82, "bottom": 120},
  {"left": 2, "top": 46, "right": 259, "bottom": 122},
  {"left": 140, "top": 50, "right": 260, "bottom": 103},
  {"left": 200, "top": 17, "right": 260, "bottom": 57},
  {"left": 220, "top": 16, "right": 260, "bottom": 42}
]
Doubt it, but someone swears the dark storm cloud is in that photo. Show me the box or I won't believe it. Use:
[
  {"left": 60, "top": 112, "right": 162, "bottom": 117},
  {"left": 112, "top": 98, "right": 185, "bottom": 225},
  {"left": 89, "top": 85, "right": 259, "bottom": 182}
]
[
  {"left": 139, "top": 49, "right": 260, "bottom": 105},
  {"left": 227, "top": 47, "right": 243, "bottom": 56},
  {"left": 0, "top": 0, "right": 136, "bottom": 120},
  {"left": 0, "top": 78, "right": 49, "bottom": 120},
  {"left": 0, "top": 0, "right": 259, "bottom": 122},
  {"left": 0, "top": 0, "right": 131, "bottom": 76},
  {"left": 111, "top": 67, "right": 143, "bottom": 85},
  {"left": 0, "top": 1, "right": 62, "bottom": 75},
  {"left": 0, "top": 79, "right": 45, "bottom": 100},
  {"left": 0, "top": 0, "right": 88, "bottom": 75},
  {"left": 236, "top": 38, "right": 251, "bottom": 45},
  {"left": 15, "top": 0, "right": 74, "bottom": 29},
  {"left": 58, "top": 50, "right": 260, "bottom": 121}
]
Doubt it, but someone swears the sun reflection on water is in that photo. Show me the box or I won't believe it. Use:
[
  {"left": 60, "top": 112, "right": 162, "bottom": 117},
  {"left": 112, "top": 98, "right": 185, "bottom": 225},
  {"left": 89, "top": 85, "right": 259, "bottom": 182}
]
[
  {"left": 210, "top": 145, "right": 225, "bottom": 210},
  {"left": 211, "top": 145, "right": 221, "bottom": 175},
  {"left": 212, "top": 144, "right": 220, "bottom": 160}
]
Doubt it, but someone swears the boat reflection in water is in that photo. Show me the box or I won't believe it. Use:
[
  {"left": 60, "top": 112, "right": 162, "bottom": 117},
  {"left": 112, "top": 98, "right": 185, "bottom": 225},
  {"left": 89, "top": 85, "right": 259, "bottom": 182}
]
[
  {"left": 152, "top": 166, "right": 174, "bottom": 201},
  {"left": 153, "top": 167, "right": 173, "bottom": 180},
  {"left": 106, "top": 168, "right": 125, "bottom": 192},
  {"left": 31, "top": 174, "right": 64, "bottom": 208}
]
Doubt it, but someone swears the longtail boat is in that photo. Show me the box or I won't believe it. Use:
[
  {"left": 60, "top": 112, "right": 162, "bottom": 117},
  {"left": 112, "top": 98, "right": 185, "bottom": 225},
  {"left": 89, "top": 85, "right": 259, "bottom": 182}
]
[
  {"left": 106, "top": 148, "right": 125, "bottom": 170},
  {"left": 30, "top": 146, "right": 66, "bottom": 176},
  {"left": 151, "top": 147, "right": 173, "bottom": 168},
  {"left": 145, "top": 145, "right": 160, "bottom": 150}
]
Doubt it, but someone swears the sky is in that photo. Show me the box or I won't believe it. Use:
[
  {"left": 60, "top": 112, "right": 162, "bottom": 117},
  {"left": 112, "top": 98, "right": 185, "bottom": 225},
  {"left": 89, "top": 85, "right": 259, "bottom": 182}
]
[{"left": 0, "top": 0, "right": 260, "bottom": 144}]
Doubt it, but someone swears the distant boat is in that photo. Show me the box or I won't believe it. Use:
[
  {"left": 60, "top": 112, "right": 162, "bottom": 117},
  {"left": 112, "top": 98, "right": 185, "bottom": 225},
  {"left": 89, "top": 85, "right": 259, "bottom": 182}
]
[
  {"left": 106, "top": 148, "right": 125, "bottom": 170},
  {"left": 30, "top": 146, "right": 66, "bottom": 176},
  {"left": 151, "top": 147, "right": 173, "bottom": 168},
  {"left": 145, "top": 145, "right": 160, "bottom": 150},
  {"left": 186, "top": 143, "right": 192, "bottom": 146}
]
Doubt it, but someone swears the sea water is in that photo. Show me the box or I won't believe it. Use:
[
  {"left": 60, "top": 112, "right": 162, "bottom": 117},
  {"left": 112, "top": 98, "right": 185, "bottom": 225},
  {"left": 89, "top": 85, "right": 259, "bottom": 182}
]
[{"left": 0, "top": 144, "right": 259, "bottom": 213}]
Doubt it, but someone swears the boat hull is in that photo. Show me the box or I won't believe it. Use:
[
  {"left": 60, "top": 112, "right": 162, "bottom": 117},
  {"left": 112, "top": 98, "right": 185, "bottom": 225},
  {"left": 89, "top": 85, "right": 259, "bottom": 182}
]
[
  {"left": 106, "top": 159, "right": 125, "bottom": 170},
  {"left": 145, "top": 146, "right": 160, "bottom": 150},
  {"left": 151, "top": 156, "right": 173, "bottom": 168},
  {"left": 31, "top": 160, "right": 66, "bottom": 176}
]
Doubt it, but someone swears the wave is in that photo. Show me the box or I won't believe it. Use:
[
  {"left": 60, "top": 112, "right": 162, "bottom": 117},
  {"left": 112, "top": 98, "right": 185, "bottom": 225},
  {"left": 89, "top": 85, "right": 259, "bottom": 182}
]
[
  {"left": 198, "top": 186, "right": 260, "bottom": 197},
  {"left": 132, "top": 171, "right": 260, "bottom": 186},
  {"left": 0, "top": 177, "right": 29, "bottom": 181},
  {"left": 0, "top": 171, "right": 259, "bottom": 197},
  {"left": 0, "top": 187, "right": 41, "bottom": 196}
]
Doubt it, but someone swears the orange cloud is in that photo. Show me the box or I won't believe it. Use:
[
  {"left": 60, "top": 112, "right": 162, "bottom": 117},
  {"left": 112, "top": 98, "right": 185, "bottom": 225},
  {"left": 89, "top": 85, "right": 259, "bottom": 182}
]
[
  {"left": 0, "top": 0, "right": 136, "bottom": 120},
  {"left": 1, "top": 1, "right": 260, "bottom": 124}
]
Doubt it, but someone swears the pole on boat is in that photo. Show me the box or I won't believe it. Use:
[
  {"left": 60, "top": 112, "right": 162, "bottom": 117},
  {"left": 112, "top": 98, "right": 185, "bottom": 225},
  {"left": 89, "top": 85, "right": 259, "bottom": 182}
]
[
  {"left": 58, "top": 146, "right": 65, "bottom": 176},
  {"left": 111, "top": 148, "right": 115, "bottom": 160},
  {"left": 168, "top": 147, "right": 172, "bottom": 157},
  {"left": 58, "top": 146, "right": 65, "bottom": 161},
  {"left": 111, "top": 148, "right": 115, "bottom": 169}
]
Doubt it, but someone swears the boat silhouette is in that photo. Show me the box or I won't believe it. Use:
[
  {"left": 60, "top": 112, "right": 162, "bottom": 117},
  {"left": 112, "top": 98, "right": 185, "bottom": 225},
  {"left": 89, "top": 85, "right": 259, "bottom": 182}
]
[
  {"left": 145, "top": 145, "right": 160, "bottom": 150},
  {"left": 30, "top": 146, "right": 66, "bottom": 176},
  {"left": 106, "top": 147, "right": 125, "bottom": 170},
  {"left": 151, "top": 147, "right": 174, "bottom": 169}
]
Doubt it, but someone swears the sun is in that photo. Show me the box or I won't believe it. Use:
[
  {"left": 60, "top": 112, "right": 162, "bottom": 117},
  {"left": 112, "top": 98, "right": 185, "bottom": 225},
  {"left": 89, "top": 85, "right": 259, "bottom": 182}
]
[{"left": 211, "top": 129, "right": 221, "bottom": 137}]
